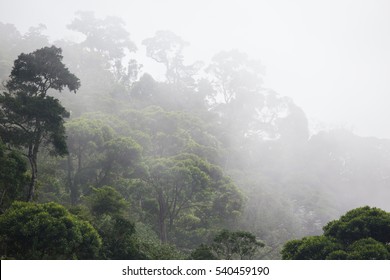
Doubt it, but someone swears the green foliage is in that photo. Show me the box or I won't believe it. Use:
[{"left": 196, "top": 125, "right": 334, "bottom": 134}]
[
  {"left": 66, "top": 117, "right": 114, "bottom": 153},
  {"left": 347, "top": 238, "right": 390, "bottom": 260},
  {"left": 129, "top": 222, "right": 184, "bottom": 260},
  {"left": 6, "top": 46, "right": 79, "bottom": 95},
  {"left": 83, "top": 186, "right": 150, "bottom": 260},
  {"left": 0, "top": 45, "right": 80, "bottom": 201},
  {"left": 323, "top": 206, "right": 390, "bottom": 245},
  {"left": 3, "top": 20, "right": 390, "bottom": 261},
  {"left": 144, "top": 154, "right": 243, "bottom": 246},
  {"left": 120, "top": 106, "right": 225, "bottom": 163},
  {"left": 212, "top": 229, "right": 264, "bottom": 260},
  {"left": 64, "top": 115, "right": 145, "bottom": 204},
  {"left": 191, "top": 229, "right": 264, "bottom": 260},
  {"left": 281, "top": 236, "right": 342, "bottom": 260},
  {"left": 0, "top": 201, "right": 101, "bottom": 259},
  {"left": 281, "top": 206, "right": 390, "bottom": 260},
  {"left": 0, "top": 140, "right": 28, "bottom": 211},
  {"left": 65, "top": 117, "right": 115, "bottom": 204},
  {"left": 103, "top": 137, "right": 143, "bottom": 174},
  {"left": 0, "top": 90, "right": 71, "bottom": 156},
  {"left": 87, "top": 186, "right": 127, "bottom": 217},
  {"left": 190, "top": 244, "right": 218, "bottom": 260},
  {"left": 94, "top": 215, "right": 140, "bottom": 259}
]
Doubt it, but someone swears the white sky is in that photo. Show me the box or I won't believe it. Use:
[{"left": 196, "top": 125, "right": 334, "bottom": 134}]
[{"left": 1, "top": 0, "right": 390, "bottom": 138}]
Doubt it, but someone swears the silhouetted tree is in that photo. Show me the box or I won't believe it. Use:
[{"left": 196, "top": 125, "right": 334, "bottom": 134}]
[
  {"left": 142, "top": 30, "right": 202, "bottom": 86},
  {"left": 0, "top": 46, "right": 80, "bottom": 201}
]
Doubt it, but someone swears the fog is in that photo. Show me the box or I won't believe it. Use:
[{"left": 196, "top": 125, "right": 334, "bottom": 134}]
[
  {"left": 1, "top": 0, "right": 390, "bottom": 260},
  {"left": 2, "top": 0, "right": 390, "bottom": 138}
]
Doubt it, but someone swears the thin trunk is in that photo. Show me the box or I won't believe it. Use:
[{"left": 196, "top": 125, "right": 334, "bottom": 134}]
[
  {"left": 27, "top": 132, "right": 40, "bottom": 202},
  {"left": 77, "top": 147, "right": 82, "bottom": 171},
  {"left": 27, "top": 153, "right": 37, "bottom": 202},
  {"left": 0, "top": 189, "right": 7, "bottom": 212},
  {"left": 157, "top": 190, "right": 167, "bottom": 243},
  {"left": 67, "top": 155, "right": 77, "bottom": 205},
  {"left": 26, "top": 121, "right": 42, "bottom": 202}
]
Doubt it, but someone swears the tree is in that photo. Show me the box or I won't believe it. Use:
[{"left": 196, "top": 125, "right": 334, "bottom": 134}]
[
  {"left": 142, "top": 30, "right": 202, "bottom": 86},
  {"left": 145, "top": 153, "right": 242, "bottom": 244},
  {"left": 67, "top": 11, "right": 139, "bottom": 87},
  {"left": 98, "top": 137, "right": 143, "bottom": 187},
  {"left": 190, "top": 244, "right": 218, "bottom": 260},
  {"left": 212, "top": 229, "right": 264, "bottom": 260},
  {"left": 82, "top": 185, "right": 180, "bottom": 260},
  {"left": 65, "top": 117, "right": 114, "bottom": 204},
  {"left": 281, "top": 236, "right": 342, "bottom": 260},
  {"left": 346, "top": 238, "right": 390, "bottom": 260},
  {"left": 84, "top": 186, "right": 139, "bottom": 259},
  {"left": 64, "top": 114, "right": 145, "bottom": 205},
  {"left": 95, "top": 215, "right": 140, "bottom": 259},
  {"left": 0, "top": 23, "right": 49, "bottom": 82},
  {"left": 281, "top": 206, "right": 390, "bottom": 260},
  {"left": 191, "top": 229, "right": 264, "bottom": 260},
  {"left": 21, "top": 24, "right": 50, "bottom": 52},
  {"left": 207, "top": 49, "right": 264, "bottom": 104},
  {"left": 129, "top": 222, "right": 184, "bottom": 260},
  {"left": 146, "top": 154, "right": 211, "bottom": 243},
  {"left": 323, "top": 205, "right": 390, "bottom": 245},
  {"left": 0, "top": 46, "right": 80, "bottom": 201},
  {"left": 67, "top": 11, "right": 136, "bottom": 62},
  {"left": 87, "top": 186, "right": 127, "bottom": 218},
  {"left": 0, "top": 139, "right": 28, "bottom": 211},
  {"left": 0, "top": 201, "right": 101, "bottom": 259}
]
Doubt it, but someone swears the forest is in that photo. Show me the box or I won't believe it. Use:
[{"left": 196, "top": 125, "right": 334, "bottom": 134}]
[{"left": 0, "top": 12, "right": 389, "bottom": 260}]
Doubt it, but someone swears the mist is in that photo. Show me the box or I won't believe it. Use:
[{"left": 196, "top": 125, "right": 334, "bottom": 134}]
[
  {"left": 2, "top": 0, "right": 390, "bottom": 138},
  {"left": 0, "top": 0, "right": 390, "bottom": 260}
]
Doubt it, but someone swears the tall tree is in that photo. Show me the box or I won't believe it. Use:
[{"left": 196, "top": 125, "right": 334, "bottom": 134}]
[
  {"left": 207, "top": 49, "right": 264, "bottom": 104},
  {"left": 67, "top": 11, "right": 139, "bottom": 87},
  {"left": 142, "top": 30, "right": 202, "bottom": 86},
  {"left": 67, "top": 11, "right": 136, "bottom": 62},
  {"left": 145, "top": 153, "right": 242, "bottom": 244},
  {"left": 0, "top": 46, "right": 80, "bottom": 201},
  {"left": 65, "top": 117, "right": 114, "bottom": 205}
]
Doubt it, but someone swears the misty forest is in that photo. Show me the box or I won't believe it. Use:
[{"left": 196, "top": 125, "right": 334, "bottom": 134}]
[{"left": 0, "top": 12, "right": 389, "bottom": 260}]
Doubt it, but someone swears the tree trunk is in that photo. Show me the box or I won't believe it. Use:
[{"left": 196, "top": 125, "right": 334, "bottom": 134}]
[
  {"left": 67, "top": 155, "right": 77, "bottom": 205},
  {"left": 27, "top": 154, "right": 37, "bottom": 202},
  {"left": 0, "top": 189, "right": 7, "bottom": 212},
  {"left": 27, "top": 137, "right": 40, "bottom": 202},
  {"left": 157, "top": 191, "right": 167, "bottom": 243}
]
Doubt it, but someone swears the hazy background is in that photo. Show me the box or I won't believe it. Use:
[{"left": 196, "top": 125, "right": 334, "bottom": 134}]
[{"left": 1, "top": 0, "right": 390, "bottom": 138}]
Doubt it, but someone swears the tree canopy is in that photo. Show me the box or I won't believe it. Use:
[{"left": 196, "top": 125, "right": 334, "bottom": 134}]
[
  {"left": 191, "top": 229, "right": 264, "bottom": 260},
  {"left": 281, "top": 206, "right": 390, "bottom": 260},
  {"left": 0, "top": 140, "right": 28, "bottom": 211},
  {"left": 0, "top": 46, "right": 80, "bottom": 201},
  {"left": 1, "top": 16, "right": 390, "bottom": 260},
  {"left": 0, "top": 201, "right": 101, "bottom": 259}
]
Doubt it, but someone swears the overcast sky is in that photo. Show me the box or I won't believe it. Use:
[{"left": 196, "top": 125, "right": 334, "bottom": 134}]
[{"left": 1, "top": 0, "right": 390, "bottom": 138}]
